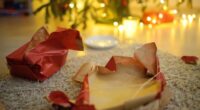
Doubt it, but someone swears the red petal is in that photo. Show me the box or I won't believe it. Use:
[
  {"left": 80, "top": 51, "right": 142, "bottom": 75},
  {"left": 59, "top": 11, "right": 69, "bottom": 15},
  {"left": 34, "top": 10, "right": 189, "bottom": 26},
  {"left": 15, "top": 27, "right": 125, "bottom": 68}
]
[
  {"left": 155, "top": 72, "right": 166, "bottom": 99},
  {"left": 134, "top": 42, "right": 157, "bottom": 75},
  {"left": 76, "top": 75, "right": 90, "bottom": 105},
  {"left": 181, "top": 56, "right": 199, "bottom": 64},
  {"left": 48, "top": 91, "right": 71, "bottom": 107},
  {"left": 105, "top": 57, "right": 117, "bottom": 71}
]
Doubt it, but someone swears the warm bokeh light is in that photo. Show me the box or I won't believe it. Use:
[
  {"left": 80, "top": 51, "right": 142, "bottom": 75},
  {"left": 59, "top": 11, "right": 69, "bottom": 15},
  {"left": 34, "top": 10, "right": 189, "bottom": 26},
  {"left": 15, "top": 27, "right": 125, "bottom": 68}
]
[
  {"left": 158, "top": 13, "right": 164, "bottom": 19},
  {"left": 123, "top": 17, "right": 139, "bottom": 39},
  {"left": 169, "top": 9, "right": 178, "bottom": 14},
  {"left": 69, "top": 2, "right": 75, "bottom": 8},
  {"left": 152, "top": 19, "right": 157, "bottom": 24},
  {"left": 182, "top": 14, "right": 187, "bottom": 19},
  {"left": 118, "top": 25, "right": 124, "bottom": 32},
  {"left": 160, "top": 0, "right": 165, "bottom": 4},
  {"left": 148, "top": 24, "right": 153, "bottom": 28},
  {"left": 102, "top": 13, "right": 107, "bottom": 17},
  {"left": 147, "top": 16, "right": 152, "bottom": 21},
  {"left": 192, "top": 14, "right": 196, "bottom": 18},
  {"left": 163, "top": 5, "right": 168, "bottom": 10},
  {"left": 139, "top": 22, "right": 144, "bottom": 28},
  {"left": 76, "top": 51, "right": 87, "bottom": 57},
  {"left": 113, "top": 21, "right": 119, "bottom": 26},
  {"left": 100, "top": 3, "right": 105, "bottom": 7}
]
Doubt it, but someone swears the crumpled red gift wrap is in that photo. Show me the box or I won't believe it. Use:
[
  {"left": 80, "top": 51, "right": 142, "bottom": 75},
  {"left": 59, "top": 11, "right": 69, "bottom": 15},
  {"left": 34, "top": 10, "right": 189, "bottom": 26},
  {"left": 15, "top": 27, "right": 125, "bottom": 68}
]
[
  {"left": 181, "top": 56, "right": 199, "bottom": 65},
  {"left": 48, "top": 76, "right": 95, "bottom": 110},
  {"left": 6, "top": 27, "right": 83, "bottom": 81},
  {"left": 48, "top": 42, "right": 168, "bottom": 110}
]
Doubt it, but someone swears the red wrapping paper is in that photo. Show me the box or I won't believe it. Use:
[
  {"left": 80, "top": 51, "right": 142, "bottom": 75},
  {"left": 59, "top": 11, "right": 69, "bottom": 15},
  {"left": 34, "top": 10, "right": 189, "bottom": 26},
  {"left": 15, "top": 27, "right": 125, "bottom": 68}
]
[
  {"left": 48, "top": 42, "right": 167, "bottom": 110},
  {"left": 6, "top": 27, "right": 83, "bottom": 81},
  {"left": 181, "top": 56, "right": 199, "bottom": 65}
]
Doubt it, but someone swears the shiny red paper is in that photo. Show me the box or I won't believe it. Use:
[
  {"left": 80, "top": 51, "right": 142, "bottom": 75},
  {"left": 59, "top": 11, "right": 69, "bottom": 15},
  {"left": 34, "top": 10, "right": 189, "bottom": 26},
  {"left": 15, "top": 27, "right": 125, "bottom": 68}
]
[
  {"left": 181, "top": 56, "right": 199, "bottom": 65},
  {"left": 6, "top": 27, "right": 83, "bottom": 81},
  {"left": 48, "top": 84, "right": 95, "bottom": 110}
]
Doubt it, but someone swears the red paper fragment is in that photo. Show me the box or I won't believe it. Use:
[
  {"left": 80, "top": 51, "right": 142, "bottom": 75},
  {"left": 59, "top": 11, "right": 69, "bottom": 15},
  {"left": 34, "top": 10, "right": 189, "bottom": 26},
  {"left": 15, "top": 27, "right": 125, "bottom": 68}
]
[
  {"left": 6, "top": 27, "right": 83, "bottom": 81},
  {"left": 105, "top": 57, "right": 117, "bottom": 71},
  {"left": 134, "top": 42, "right": 157, "bottom": 75},
  {"left": 76, "top": 75, "right": 90, "bottom": 105},
  {"left": 48, "top": 91, "right": 71, "bottom": 107},
  {"left": 48, "top": 42, "right": 166, "bottom": 110},
  {"left": 181, "top": 56, "right": 199, "bottom": 65},
  {"left": 48, "top": 90, "right": 95, "bottom": 110}
]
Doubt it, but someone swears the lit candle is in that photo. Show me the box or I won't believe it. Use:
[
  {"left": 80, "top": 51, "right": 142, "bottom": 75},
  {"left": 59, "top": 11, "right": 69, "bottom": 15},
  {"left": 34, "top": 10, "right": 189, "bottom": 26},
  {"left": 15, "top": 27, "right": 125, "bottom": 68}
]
[
  {"left": 123, "top": 17, "right": 139, "bottom": 39},
  {"left": 118, "top": 25, "right": 124, "bottom": 42}
]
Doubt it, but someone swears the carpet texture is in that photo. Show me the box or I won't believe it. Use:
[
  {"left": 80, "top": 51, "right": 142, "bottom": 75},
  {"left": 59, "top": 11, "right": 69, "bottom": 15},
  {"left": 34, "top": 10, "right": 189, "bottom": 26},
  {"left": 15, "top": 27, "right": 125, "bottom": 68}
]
[{"left": 0, "top": 45, "right": 200, "bottom": 110}]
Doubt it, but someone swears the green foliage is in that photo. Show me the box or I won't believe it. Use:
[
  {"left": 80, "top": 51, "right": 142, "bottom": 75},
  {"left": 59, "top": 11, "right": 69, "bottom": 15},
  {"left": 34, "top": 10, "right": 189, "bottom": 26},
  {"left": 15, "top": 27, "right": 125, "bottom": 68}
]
[{"left": 33, "top": 0, "right": 193, "bottom": 29}]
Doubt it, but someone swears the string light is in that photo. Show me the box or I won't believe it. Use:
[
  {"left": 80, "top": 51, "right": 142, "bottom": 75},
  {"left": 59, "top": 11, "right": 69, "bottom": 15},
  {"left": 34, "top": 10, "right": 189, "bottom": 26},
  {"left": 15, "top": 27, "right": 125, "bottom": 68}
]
[
  {"left": 188, "top": 15, "right": 194, "bottom": 23},
  {"left": 113, "top": 21, "right": 119, "bottom": 26},
  {"left": 69, "top": 2, "right": 74, "bottom": 8},
  {"left": 169, "top": 9, "right": 178, "bottom": 14},
  {"left": 181, "top": 19, "right": 188, "bottom": 26},
  {"left": 100, "top": 3, "right": 105, "bottom": 7},
  {"left": 163, "top": 5, "right": 168, "bottom": 10},
  {"left": 118, "top": 25, "right": 124, "bottom": 32},
  {"left": 192, "top": 14, "right": 196, "bottom": 18},
  {"left": 182, "top": 14, "right": 186, "bottom": 19},
  {"left": 158, "top": 13, "right": 163, "bottom": 19},
  {"left": 147, "top": 16, "right": 152, "bottom": 21},
  {"left": 160, "top": 0, "right": 165, "bottom": 4},
  {"left": 139, "top": 22, "right": 144, "bottom": 27},
  {"left": 102, "top": 13, "right": 107, "bottom": 17},
  {"left": 152, "top": 19, "right": 157, "bottom": 24}
]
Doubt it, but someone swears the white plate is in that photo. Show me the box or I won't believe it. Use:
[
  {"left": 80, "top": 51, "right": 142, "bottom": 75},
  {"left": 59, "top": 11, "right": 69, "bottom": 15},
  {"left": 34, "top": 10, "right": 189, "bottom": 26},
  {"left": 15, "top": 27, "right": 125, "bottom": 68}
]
[{"left": 84, "top": 35, "right": 118, "bottom": 49}]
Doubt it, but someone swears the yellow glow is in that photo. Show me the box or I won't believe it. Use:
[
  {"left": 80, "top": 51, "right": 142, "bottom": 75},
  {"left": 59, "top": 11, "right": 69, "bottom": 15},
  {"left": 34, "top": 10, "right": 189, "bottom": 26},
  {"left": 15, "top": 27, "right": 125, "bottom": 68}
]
[
  {"left": 181, "top": 19, "right": 188, "bottom": 26},
  {"left": 77, "top": 51, "right": 86, "bottom": 57},
  {"left": 158, "top": 13, "right": 163, "bottom": 19},
  {"left": 123, "top": 18, "right": 139, "bottom": 39},
  {"left": 118, "top": 25, "right": 124, "bottom": 32},
  {"left": 160, "top": 0, "right": 165, "bottom": 4},
  {"left": 169, "top": 9, "right": 178, "bottom": 14},
  {"left": 100, "top": 3, "right": 105, "bottom": 7},
  {"left": 89, "top": 40, "right": 115, "bottom": 47},
  {"left": 152, "top": 19, "right": 157, "bottom": 24},
  {"left": 148, "top": 24, "right": 153, "bottom": 28},
  {"left": 147, "top": 16, "right": 152, "bottom": 21},
  {"left": 69, "top": 3, "right": 75, "bottom": 8},
  {"left": 113, "top": 21, "right": 119, "bottom": 26},
  {"left": 192, "top": 14, "right": 196, "bottom": 18},
  {"left": 139, "top": 22, "right": 144, "bottom": 27},
  {"left": 128, "top": 16, "right": 133, "bottom": 19},
  {"left": 188, "top": 15, "right": 193, "bottom": 23},
  {"left": 173, "top": 20, "right": 177, "bottom": 24},
  {"left": 76, "top": 1, "right": 84, "bottom": 10},
  {"left": 182, "top": 14, "right": 186, "bottom": 19},
  {"left": 102, "top": 13, "right": 107, "bottom": 17},
  {"left": 163, "top": 5, "right": 168, "bottom": 10}
]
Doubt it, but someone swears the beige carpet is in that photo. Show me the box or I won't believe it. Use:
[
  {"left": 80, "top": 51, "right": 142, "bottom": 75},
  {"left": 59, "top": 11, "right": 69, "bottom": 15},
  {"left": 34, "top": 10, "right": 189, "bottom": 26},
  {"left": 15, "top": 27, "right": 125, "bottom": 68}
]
[{"left": 0, "top": 44, "right": 200, "bottom": 110}]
